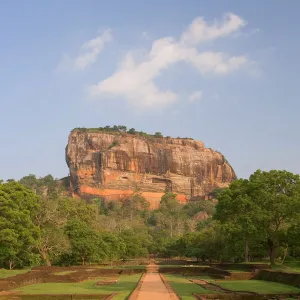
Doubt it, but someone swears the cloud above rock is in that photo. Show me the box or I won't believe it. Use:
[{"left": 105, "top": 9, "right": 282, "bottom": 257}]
[{"left": 88, "top": 13, "right": 250, "bottom": 109}]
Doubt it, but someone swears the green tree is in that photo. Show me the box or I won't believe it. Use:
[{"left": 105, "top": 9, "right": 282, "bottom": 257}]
[
  {"left": 102, "top": 232, "right": 125, "bottom": 264},
  {"left": 128, "top": 128, "right": 136, "bottom": 134},
  {"left": 154, "top": 132, "right": 163, "bottom": 137},
  {"left": 37, "top": 225, "right": 70, "bottom": 266},
  {"left": 117, "top": 125, "right": 127, "bottom": 132},
  {"left": 158, "top": 193, "right": 185, "bottom": 238},
  {"left": 65, "top": 220, "right": 106, "bottom": 265},
  {"left": 249, "top": 170, "right": 300, "bottom": 264},
  {"left": 120, "top": 229, "right": 151, "bottom": 259},
  {"left": 215, "top": 170, "right": 300, "bottom": 264},
  {"left": 215, "top": 179, "right": 259, "bottom": 262},
  {"left": 0, "top": 182, "right": 40, "bottom": 268},
  {"left": 178, "top": 222, "right": 225, "bottom": 262},
  {"left": 121, "top": 194, "right": 150, "bottom": 220}
]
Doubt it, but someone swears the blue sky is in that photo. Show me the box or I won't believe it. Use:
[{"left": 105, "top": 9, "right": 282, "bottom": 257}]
[{"left": 1, "top": 0, "right": 299, "bottom": 180}]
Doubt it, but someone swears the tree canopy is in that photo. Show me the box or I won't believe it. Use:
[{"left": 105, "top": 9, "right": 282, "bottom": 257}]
[{"left": 0, "top": 169, "right": 300, "bottom": 268}]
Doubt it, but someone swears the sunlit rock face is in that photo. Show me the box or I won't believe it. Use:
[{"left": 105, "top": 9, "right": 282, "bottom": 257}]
[{"left": 66, "top": 130, "right": 236, "bottom": 209}]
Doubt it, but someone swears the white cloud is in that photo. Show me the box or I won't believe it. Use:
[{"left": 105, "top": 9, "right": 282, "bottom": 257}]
[
  {"left": 189, "top": 91, "right": 203, "bottom": 102},
  {"left": 88, "top": 13, "right": 252, "bottom": 109},
  {"left": 58, "top": 30, "right": 112, "bottom": 71},
  {"left": 180, "top": 13, "right": 246, "bottom": 45}
]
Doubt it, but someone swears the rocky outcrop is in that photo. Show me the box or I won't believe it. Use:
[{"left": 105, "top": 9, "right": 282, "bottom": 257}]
[{"left": 66, "top": 129, "right": 236, "bottom": 208}]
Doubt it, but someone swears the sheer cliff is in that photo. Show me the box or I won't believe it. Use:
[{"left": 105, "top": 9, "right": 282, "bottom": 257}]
[{"left": 66, "top": 129, "right": 236, "bottom": 208}]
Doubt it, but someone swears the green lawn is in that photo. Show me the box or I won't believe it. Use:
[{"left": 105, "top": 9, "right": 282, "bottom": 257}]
[
  {"left": 215, "top": 280, "right": 300, "bottom": 294},
  {"left": 0, "top": 269, "right": 30, "bottom": 278},
  {"left": 165, "top": 274, "right": 218, "bottom": 300},
  {"left": 14, "top": 274, "right": 141, "bottom": 300},
  {"left": 227, "top": 270, "right": 250, "bottom": 273},
  {"left": 271, "top": 261, "right": 300, "bottom": 273},
  {"left": 185, "top": 275, "right": 215, "bottom": 280}
]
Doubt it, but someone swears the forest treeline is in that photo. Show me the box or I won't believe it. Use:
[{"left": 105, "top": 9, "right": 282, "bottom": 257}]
[{"left": 0, "top": 169, "right": 300, "bottom": 269}]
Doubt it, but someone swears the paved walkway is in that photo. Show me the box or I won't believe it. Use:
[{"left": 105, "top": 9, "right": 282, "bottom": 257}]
[{"left": 135, "top": 264, "right": 176, "bottom": 300}]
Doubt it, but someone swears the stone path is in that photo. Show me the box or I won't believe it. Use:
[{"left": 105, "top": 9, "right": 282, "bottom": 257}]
[{"left": 133, "top": 263, "right": 178, "bottom": 300}]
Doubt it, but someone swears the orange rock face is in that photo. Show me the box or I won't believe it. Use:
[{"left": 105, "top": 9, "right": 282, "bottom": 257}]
[{"left": 66, "top": 130, "right": 236, "bottom": 208}]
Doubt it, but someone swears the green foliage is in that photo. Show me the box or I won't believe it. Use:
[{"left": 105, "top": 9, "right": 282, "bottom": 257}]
[
  {"left": 19, "top": 174, "right": 64, "bottom": 199},
  {"left": 128, "top": 128, "right": 136, "bottom": 134},
  {"left": 3, "top": 167, "right": 300, "bottom": 268},
  {"left": 71, "top": 125, "right": 196, "bottom": 141},
  {"left": 65, "top": 219, "right": 107, "bottom": 265},
  {"left": 71, "top": 125, "right": 198, "bottom": 141},
  {"left": 0, "top": 182, "right": 40, "bottom": 269},
  {"left": 215, "top": 170, "right": 300, "bottom": 264},
  {"left": 183, "top": 200, "right": 215, "bottom": 216},
  {"left": 120, "top": 228, "right": 151, "bottom": 258},
  {"left": 108, "top": 140, "right": 119, "bottom": 149}
]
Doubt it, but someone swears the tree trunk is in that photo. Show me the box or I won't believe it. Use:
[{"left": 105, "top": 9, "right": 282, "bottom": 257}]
[
  {"left": 41, "top": 250, "right": 51, "bottom": 266},
  {"left": 281, "top": 247, "right": 288, "bottom": 265},
  {"left": 268, "top": 240, "right": 277, "bottom": 265},
  {"left": 244, "top": 238, "right": 249, "bottom": 262},
  {"left": 9, "top": 260, "right": 14, "bottom": 270},
  {"left": 82, "top": 257, "right": 85, "bottom": 265}
]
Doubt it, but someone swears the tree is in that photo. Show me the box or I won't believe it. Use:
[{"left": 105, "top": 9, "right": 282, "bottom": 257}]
[
  {"left": 121, "top": 194, "right": 150, "bottom": 220},
  {"left": 158, "top": 193, "right": 185, "bottom": 238},
  {"left": 154, "top": 132, "right": 163, "bottom": 138},
  {"left": 65, "top": 220, "right": 106, "bottom": 265},
  {"left": 183, "top": 200, "right": 215, "bottom": 217},
  {"left": 19, "top": 174, "right": 38, "bottom": 190},
  {"left": 37, "top": 225, "right": 70, "bottom": 266},
  {"left": 215, "top": 179, "right": 259, "bottom": 262},
  {"left": 249, "top": 170, "right": 300, "bottom": 264},
  {"left": 120, "top": 228, "right": 151, "bottom": 259},
  {"left": 128, "top": 128, "right": 136, "bottom": 134},
  {"left": 19, "top": 174, "right": 60, "bottom": 199},
  {"left": 0, "top": 182, "right": 40, "bottom": 268},
  {"left": 102, "top": 232, "right": 125, "bottom": 264},
  {"left": 215, "top": 170, "right": 300, "bottom": 264},
  {"left": 118, "top": 125, "right": 127, "bottom": 132}
]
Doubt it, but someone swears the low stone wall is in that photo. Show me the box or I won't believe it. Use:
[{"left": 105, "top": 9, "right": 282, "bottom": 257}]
[
  {"left": 0, "top": 270, "right": 50, "bottom": 291},
  {"left": 8, "top": 293, "right": 116, "bottom": 299},
  {"left": 210, "top": 263, "right": 270, "bottom": 271},
  {"left": 159, "top": 266, "right": 230, "bottom": 277},
  {"left": 254, "top": 269, "right": 300, "bottom": 286},
  {"left": 0, "top": 267, "right": 144, "bottom": 292},
  {"left": 158, "top": 259, "right": 189, "bottom": 265},
  {"left": 195, "top": 295, "right": 296, "bottom": 300},
  {"left": 227, "top": 272, "right": 254, "bottom": 280}
]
